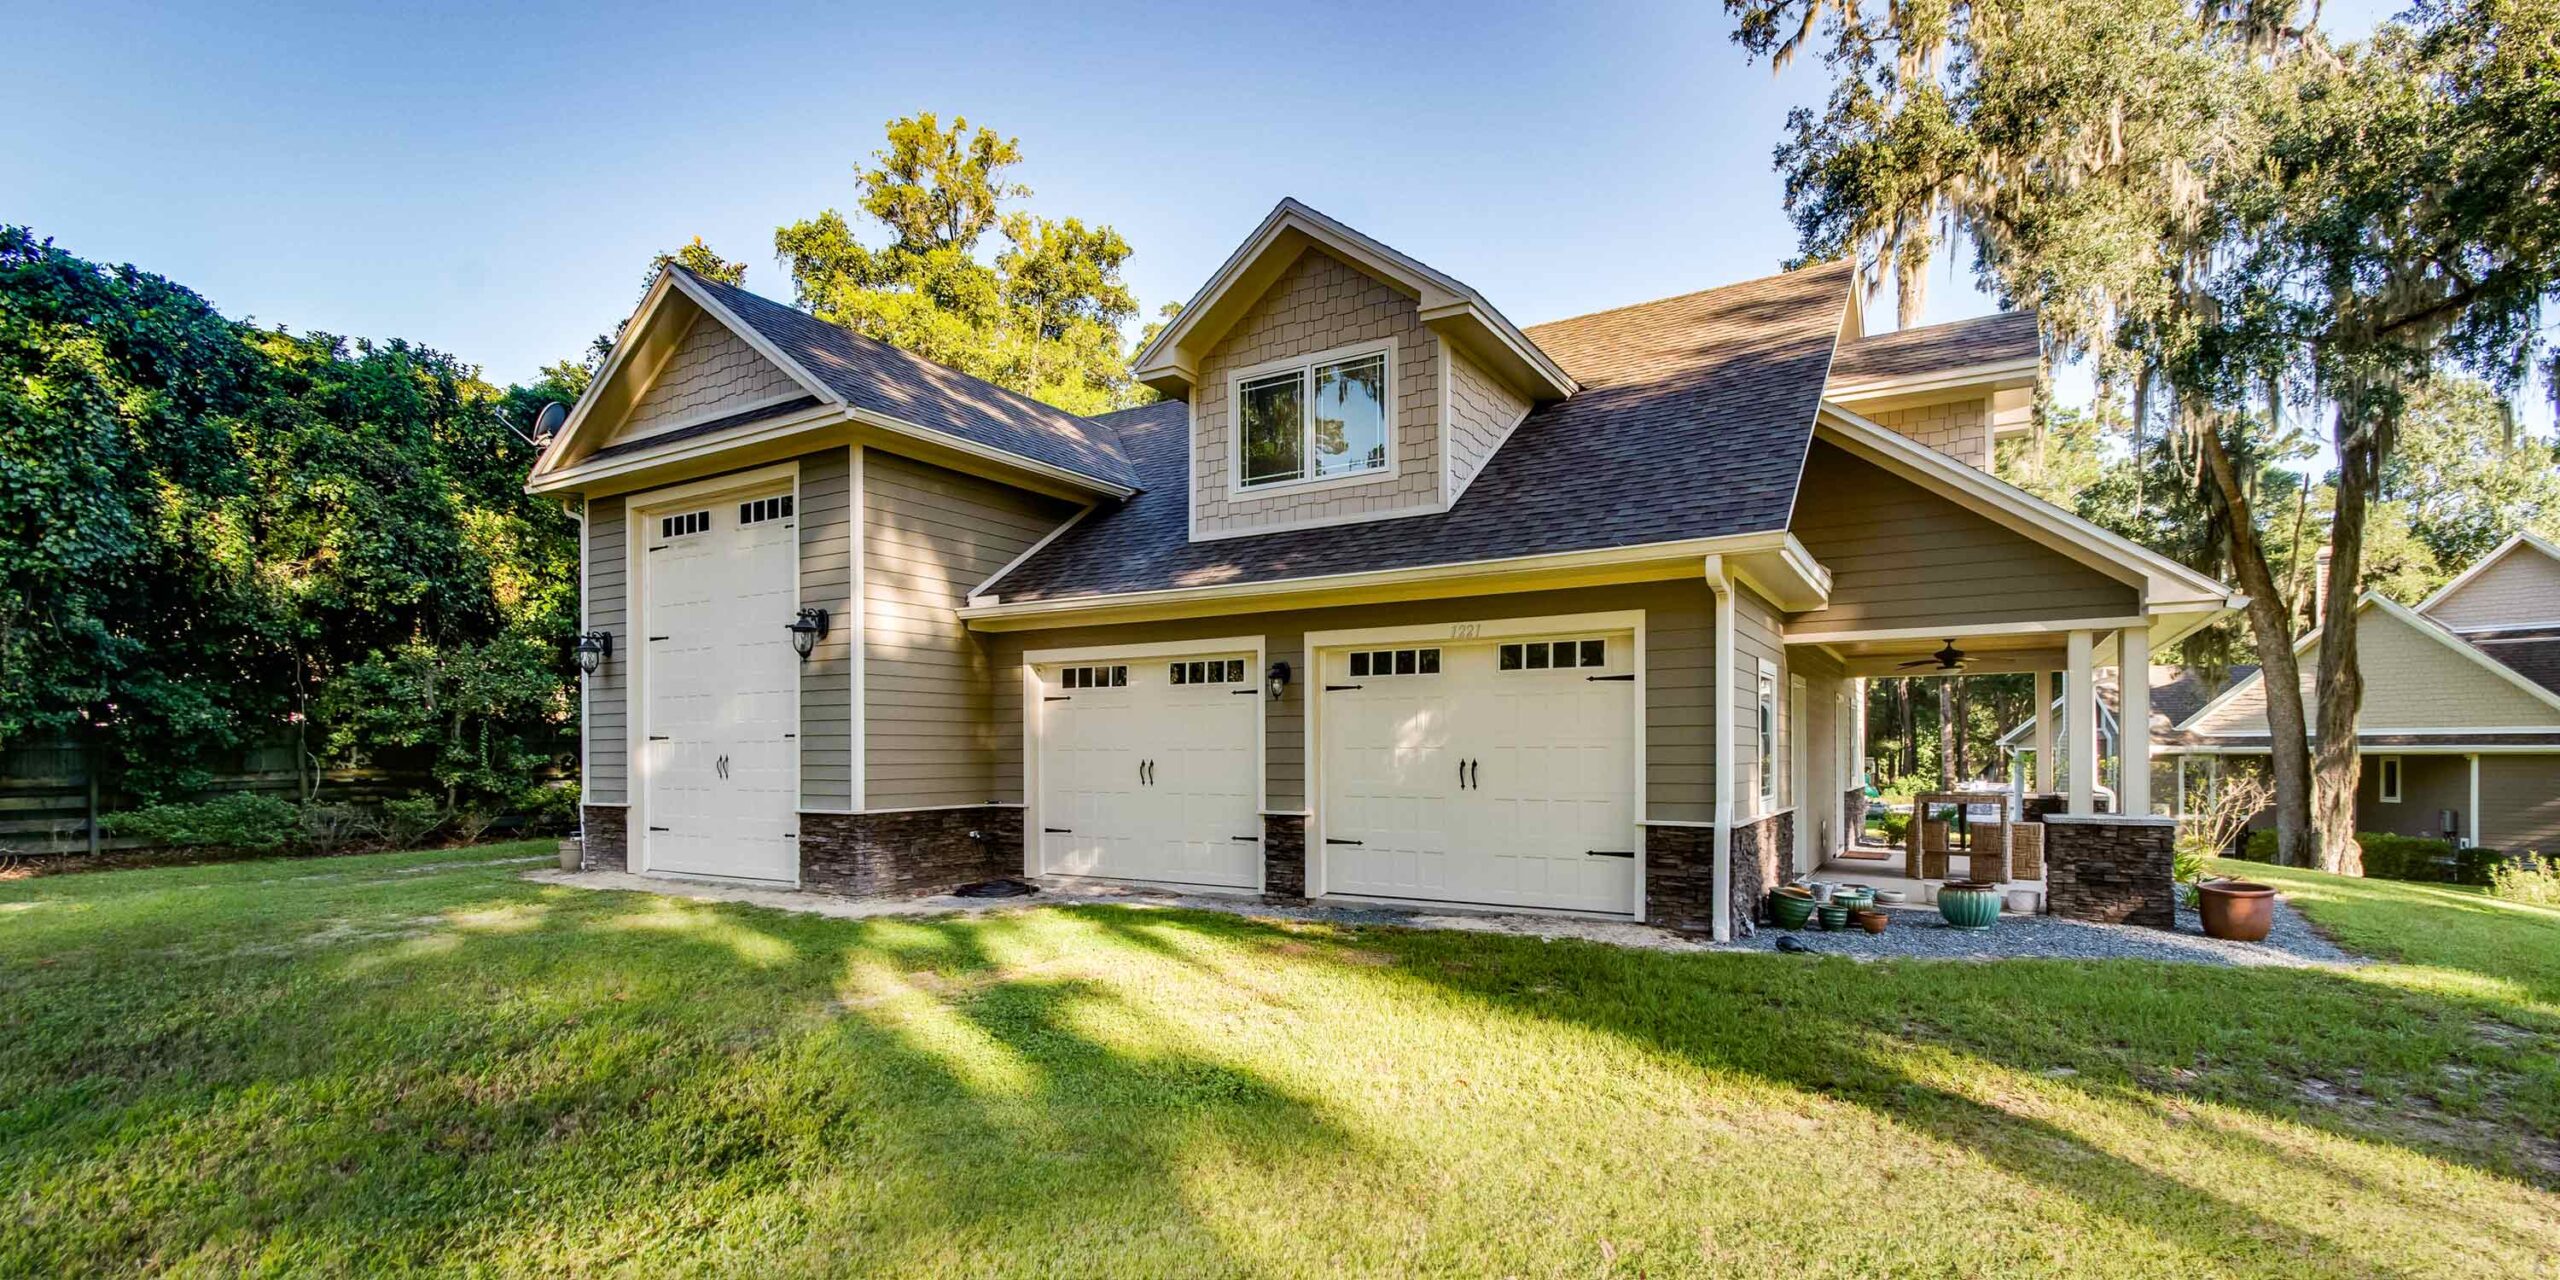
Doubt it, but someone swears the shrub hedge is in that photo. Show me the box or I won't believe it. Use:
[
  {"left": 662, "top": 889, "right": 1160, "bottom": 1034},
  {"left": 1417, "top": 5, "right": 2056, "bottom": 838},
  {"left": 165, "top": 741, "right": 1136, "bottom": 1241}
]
[{"left": 2237, "top": 829, "right": 2502, "bottom": 885}]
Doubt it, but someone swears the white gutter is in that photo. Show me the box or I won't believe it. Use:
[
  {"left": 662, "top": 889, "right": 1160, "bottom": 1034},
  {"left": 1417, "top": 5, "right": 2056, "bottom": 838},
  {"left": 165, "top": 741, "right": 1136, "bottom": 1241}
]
[{"left": 1705, "top": 554, "right": 1736, "bottom": 944}]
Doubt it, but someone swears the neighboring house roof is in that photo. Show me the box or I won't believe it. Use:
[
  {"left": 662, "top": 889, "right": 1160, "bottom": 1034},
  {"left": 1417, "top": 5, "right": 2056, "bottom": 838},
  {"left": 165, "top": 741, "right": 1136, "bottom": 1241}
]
[
  {"left": 979, "top": 260, "right": 1854, "bottom": 603},
  {"left": 2166, "top": 593, "right": 2560, "bottom": 750},
  {"left": 2417, "top": 530, "right": 2560, "bottom": 630},
  {"left": 677, "top": 270, "right": 1140, "bottom": 491},
  {"left": 2465, "top": 628, "right": 2560, "bottom": 699},
  {"left": 1828, "top": 311, "right": 2040, "bottom": 385},
  {"left": 1993, "top": 666, "right": 2257, "bottom": 751}
]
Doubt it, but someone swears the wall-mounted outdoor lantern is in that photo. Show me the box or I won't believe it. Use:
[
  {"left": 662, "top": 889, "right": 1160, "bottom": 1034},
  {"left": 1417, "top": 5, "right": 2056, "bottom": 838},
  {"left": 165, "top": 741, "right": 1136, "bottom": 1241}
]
[
  {"left": 573, "top": 631, "right": 612, "bottom": 675},
  {"left": 1266, "top": 659, "right": 1291, "bottom": 701},
  {"left": 786, "top": 607, "right": 831, "bottom": 660}
]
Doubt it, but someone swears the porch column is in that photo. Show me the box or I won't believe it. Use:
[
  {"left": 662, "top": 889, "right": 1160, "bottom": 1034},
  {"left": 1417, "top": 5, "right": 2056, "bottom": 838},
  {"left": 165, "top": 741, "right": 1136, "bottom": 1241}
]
[
  {"left": 2467, "top": 753, "right": 2481, "bottom": 847},
  {"left": 2119, "top": 626, "right": 2152, "bottom": 817},
  {"left": 2030, "top": 671, "right": 2053, "bottom": 793},
  {"left": 2066, "top": 630, "right": 2097, "bottom": 816}
]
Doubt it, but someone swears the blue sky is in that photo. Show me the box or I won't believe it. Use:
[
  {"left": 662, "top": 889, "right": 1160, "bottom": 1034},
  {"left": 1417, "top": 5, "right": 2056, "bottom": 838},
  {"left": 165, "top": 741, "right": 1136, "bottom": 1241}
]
[{"left": 7, "top": 0, "right": 2439, "bottom": 421}]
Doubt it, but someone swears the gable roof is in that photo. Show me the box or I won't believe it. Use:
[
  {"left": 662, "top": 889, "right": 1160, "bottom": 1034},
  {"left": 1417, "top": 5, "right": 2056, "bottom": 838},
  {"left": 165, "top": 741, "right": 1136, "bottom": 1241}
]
[
  {"left": 2466, "top": 628, "right": 2560, "bottom": 700},
  {"left": 1995, "top": 665, "right": 2255, "bottom": 750},
  {"left": 1828, "top": 311, "right": 2040, "bottom": 387},
  {"left": 2416, "top": 530, "right": 2560, "bottom": 629},
  {"left": 527, "top": 266, "right": 1138, "bottom": 494},
  {"left": 1132, "top": 199, "right": 1574, "bottom": 402},
  {"left": 2172, "top": 593, "right": 2560, "bottom": 742},
  {"left": 975, "top": 260, "right": 1855, "bottom": 605}
]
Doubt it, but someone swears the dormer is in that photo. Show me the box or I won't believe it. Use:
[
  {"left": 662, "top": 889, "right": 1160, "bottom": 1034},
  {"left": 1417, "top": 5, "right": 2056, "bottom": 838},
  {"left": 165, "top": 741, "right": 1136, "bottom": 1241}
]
[
  {"left": 1824, "top": 309, "right": 2041, "bottom": 472},
  {"left": 1133, "top": 200, "right": 1573, "bottom": 541}
]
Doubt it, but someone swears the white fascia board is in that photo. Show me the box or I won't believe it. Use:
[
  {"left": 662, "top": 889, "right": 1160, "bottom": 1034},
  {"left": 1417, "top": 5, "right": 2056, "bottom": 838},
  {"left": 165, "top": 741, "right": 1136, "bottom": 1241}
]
[
  {"left": 958, "top": 529, "right": 1805, "bottom": 630},
  {"left": 1824, "top": 355, "right": 2043, "bottom": 404}
]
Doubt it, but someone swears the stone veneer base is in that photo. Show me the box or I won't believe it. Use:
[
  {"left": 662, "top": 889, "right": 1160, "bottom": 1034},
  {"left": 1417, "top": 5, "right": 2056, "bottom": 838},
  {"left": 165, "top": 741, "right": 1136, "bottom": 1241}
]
[
  {"left": 1644, "top": 825, "right": 1716, "bottom": 934},
  {"left": 800, "top": 806, "right": 1023, "bottom": 897},
  {"left": 1262, "top": 813, "right": 1308, "bottom": 899},
  {"left": 580, "top": 805, "right": 627, "bottom": 873},
  {"left": 2042, "top": 814, "right": 2175, "bottom": 927},
  {"left": 1729, "top": 811, "right": 1794, "bottom": 936}
]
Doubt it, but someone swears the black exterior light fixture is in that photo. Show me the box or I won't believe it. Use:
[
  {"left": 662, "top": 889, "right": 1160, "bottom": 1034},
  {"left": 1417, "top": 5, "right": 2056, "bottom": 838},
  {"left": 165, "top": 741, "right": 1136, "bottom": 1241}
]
[
  {"left": 786, "top": 607, "right": 830, "bottom": 660},
  {"left": 573, "top": 631, "right": 612, "bottom": 675},
  {"left": 1266, "top": 659, "right": 1291, "bottom": 701}
]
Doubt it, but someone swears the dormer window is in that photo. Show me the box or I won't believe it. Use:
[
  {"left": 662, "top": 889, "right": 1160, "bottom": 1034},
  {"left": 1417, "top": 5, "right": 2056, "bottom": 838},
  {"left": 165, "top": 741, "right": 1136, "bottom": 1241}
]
[{"left": 1233, "top": 340, "right": 1393, "bottom": 490}]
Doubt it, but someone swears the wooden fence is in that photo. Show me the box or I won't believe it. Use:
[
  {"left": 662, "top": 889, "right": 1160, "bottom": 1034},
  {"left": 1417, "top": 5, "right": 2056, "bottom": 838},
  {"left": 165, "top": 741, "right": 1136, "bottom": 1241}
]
[{"left": 0, "top": 731, "right": 572, "bottom": 857}]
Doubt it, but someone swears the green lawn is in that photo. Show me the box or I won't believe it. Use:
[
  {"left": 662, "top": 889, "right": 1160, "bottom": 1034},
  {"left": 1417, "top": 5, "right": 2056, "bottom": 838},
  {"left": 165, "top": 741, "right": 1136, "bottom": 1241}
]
[{"left": 3, "top": 847, "right": 2556, "bottom": 1276}]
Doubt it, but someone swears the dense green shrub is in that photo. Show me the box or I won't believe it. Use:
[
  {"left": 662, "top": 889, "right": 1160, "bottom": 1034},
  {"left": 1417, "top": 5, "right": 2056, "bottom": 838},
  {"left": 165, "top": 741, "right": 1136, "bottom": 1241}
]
[
  {"left": 2239, "top": 829, "right": 2501, "bottom": 885},
  {"left": 99, "top": 793, "right": 300, "bottom": 851},
  {"left": 2489, "top": 854, "right": 2560, "bottom": 905}
]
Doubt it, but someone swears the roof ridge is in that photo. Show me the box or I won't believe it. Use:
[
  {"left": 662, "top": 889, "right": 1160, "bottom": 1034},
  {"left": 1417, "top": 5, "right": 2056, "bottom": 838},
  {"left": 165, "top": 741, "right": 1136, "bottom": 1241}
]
[{"left": 1522, "top": 258, "right": 1853, "bottom": 335}]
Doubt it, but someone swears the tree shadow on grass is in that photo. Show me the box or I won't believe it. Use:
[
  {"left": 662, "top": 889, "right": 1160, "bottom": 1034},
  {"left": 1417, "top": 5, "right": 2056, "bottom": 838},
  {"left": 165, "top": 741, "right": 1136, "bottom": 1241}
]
[{"left": 0, "top": 888, "right": 1362, "bottom": 1276}]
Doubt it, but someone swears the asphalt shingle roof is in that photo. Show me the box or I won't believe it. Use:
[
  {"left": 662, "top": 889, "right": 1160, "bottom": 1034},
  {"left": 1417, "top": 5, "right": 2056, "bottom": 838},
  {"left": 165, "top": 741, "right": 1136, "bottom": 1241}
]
[
  {"left": 2465, "top": 627, "right": 2560, "bottom": 699},
  {"left": 1830, "top": 310, "right": 2039, "bottom": 384},
  {"left": 983, "top": 260, "right": 1854, "bottom": 603},
  {"left": 680, "top": 268, "right": 1139, "bottom": 491}
]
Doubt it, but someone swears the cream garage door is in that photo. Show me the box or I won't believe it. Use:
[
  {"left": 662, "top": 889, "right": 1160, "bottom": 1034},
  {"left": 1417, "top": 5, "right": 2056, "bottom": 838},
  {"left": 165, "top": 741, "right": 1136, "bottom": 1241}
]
[
  {"left": 1036, "top": 652, "right": 1261, "bottom": 889},
  {"left": 1320, "top": 633, "right": 1638, "bottom": 915},
  {"left": 639, "top": 492, "right": 800, "bottom": 883}
]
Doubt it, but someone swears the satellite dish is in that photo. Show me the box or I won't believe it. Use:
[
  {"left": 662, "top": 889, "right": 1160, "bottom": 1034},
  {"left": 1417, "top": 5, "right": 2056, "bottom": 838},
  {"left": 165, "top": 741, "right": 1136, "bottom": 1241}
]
[{"left": 531, "top": 401, "right": 569, "bottom": 447}]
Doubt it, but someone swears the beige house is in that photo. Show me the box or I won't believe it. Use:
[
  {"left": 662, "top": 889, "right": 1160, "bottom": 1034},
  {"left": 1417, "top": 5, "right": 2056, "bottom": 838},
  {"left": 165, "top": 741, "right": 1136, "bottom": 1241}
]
[
  {"left": 526, "top": 199, "right": 2238, "bottom": 938},
  {"left": 2156, "top": 532, "right": 2560, "bottom": 854}
]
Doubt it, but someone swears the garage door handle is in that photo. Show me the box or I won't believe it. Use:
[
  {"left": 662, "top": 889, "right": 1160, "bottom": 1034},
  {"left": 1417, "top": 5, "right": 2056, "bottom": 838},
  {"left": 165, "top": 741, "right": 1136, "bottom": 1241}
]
[
  {"left": 1586, "top": 849, "right": 1635, "bottom": 858},
  {"left": 1587, "top": 673, "right": 1635, "bottom": 682},
  {"left": 1468, "top": 759, "right": 1479, "bottom": 790},
  {"left": 1325, "top": 838, "right": 1364, "bottom": 846}
]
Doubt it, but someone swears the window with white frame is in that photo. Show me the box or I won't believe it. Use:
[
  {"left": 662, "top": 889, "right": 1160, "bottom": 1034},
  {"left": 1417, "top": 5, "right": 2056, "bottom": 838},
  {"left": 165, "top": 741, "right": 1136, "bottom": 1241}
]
[
  {"left": 1756, "top": 661, "right": 1778, "bottom": 813},
  {"left": 1235, "top": 342, "right": 1392, "bottom": 489},
  {"left": 2377, "top": 755, "right": 2403, "bottom": 803}
]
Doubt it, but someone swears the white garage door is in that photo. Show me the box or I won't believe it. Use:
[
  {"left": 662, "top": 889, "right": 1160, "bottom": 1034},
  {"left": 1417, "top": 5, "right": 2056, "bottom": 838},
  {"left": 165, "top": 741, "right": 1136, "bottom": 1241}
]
[
  {"left": 1036, "top": 651, "right": 1260, "bottom": 889},
  {"left": 1320, "top": 632, "right": 1637, "bottom": 916},
  {"left": 640, "top": 491, "right": 800, "bottom": 883}
]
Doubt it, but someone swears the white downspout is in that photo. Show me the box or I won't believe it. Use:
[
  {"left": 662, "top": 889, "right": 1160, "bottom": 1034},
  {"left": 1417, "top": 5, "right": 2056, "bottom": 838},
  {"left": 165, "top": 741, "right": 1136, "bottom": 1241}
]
[{"left": 1706, "top": 555, "right": 1735, "bottom": 943}]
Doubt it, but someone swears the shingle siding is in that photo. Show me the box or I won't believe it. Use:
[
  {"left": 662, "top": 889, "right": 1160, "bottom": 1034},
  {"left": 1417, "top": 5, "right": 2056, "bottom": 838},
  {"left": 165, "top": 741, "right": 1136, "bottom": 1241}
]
[
  {"left": 1192, "top": 249, "right": 1443, "bottom": 534},
  {"left": 611, "top": 315, "right": 803, "bottom": 444},
  {"left": 1445, "top": 344, "right": 1530, "bottom": 504},
  {"left": 863, "top": 451, "right": 1080, "bottom": 808},
  {"left": 2427, "top": 544, "right": 2560, "bottom": 631},
  {"left": 1867, "top": 398, "right": 1992, "bottom": 471},
  {"left": 2193, "top": 605, "right": 2560, "bottom": 735},
  {"left": 2480, "top": 755, "right": 2560, "bottom": 854}
]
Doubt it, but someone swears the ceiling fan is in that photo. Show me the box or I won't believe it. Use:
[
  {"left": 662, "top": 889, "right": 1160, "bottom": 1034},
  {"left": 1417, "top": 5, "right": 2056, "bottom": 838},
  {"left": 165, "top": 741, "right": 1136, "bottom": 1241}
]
[{"left": 1897, "top": 640, "right": 1970, "bottom": 672}]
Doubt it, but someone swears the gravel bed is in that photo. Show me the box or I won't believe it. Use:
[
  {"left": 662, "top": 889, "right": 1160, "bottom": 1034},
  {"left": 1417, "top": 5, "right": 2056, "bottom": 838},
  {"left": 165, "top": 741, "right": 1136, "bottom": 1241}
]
[{"left": 1724, "top": 897, "right": 2360, "bottom": 967}]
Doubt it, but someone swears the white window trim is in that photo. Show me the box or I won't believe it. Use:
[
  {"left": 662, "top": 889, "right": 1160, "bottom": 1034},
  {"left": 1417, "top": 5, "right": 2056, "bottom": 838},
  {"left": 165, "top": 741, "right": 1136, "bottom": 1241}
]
[
  {"left": 1756, "top": 658, "right": 1780, "bottom": 816},
  {"left": 2377, "top": 755, "right": 2403, "bottom": 804},
  {"left": 1224, "top": 337, "right": 1399, "bottom": 498}
]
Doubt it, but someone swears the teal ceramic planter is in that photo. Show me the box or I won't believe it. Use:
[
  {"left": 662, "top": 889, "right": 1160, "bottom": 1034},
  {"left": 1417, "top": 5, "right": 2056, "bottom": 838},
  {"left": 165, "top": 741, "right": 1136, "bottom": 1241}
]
[
  {"left": 1818, "top": 903, "right": 1851, "bottom": 931},
  {"left": 1769, "top": 890, "right": 1817, "bottom": 930},
  {"left": 1937, "top": 883, "right": 2002, "bottom": 930}
]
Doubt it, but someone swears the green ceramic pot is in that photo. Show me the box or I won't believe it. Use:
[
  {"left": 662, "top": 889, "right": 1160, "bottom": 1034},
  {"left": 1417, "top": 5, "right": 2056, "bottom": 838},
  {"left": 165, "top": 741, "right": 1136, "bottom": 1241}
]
[
  {"left": 1937, "top": 883, "right": 2002, "bottom": 930},
  {"left": 1769, "top": 890, "right": 1817, "bottom": 930},
  {"left": 1818, "top": 903, "right": 1852, "bottom": 931},
  {"left": 1833, "top": 887, "right": 1874, "bottom": 915}
]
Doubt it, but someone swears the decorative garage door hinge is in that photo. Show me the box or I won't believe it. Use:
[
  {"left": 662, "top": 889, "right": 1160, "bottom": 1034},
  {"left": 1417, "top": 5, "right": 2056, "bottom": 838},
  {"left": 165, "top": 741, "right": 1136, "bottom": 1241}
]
[
  {"left": 1044, "top": 695, "right": 1071, "bottom": 702},
  {"left": 1586, "top": 849, "right": 1635, "bottom": 858},
  {"left": 1325, "top": 684, "right": 1363, "bottom": 692},
  {"left": 1044, "top": 827, "right": 1072, "bottom": 834},
  {"left": 648, "top": 825, "right": 670, "bottom": 832},
  {"left": 1586, "top": 673, "right": 1635, "bottom": 682},
  {"left": 1324, "top": 837, "right": 1364, "bottom": 846},
  {"left": 1230, "top": 835, "right": 1261, "bottom": 842}
]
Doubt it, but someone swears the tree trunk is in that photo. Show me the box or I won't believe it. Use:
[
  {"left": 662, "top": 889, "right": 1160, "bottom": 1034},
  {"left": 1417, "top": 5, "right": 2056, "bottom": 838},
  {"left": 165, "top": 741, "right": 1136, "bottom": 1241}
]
[
  {"left": 1899, "top": 678, "right": 1916, "bottom": 778},
  {"left": 2195, "top": 411, "right": 2317, "bottom": 865},
  {"left": 2314, "top": 411, "right": 2377, "bottom": 876},
  {"left": 1953, "top": 679, "right": 1971, "bottom": 782}
]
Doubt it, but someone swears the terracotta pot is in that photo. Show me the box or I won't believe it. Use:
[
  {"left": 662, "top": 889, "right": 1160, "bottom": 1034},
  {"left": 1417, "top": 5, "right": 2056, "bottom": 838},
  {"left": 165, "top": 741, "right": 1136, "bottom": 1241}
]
[
  {"left": 1853, "top": 909, "right": 1888, "bottom": 935},
  {"left": 2196, "top": 880, "right": 2276, "bottom": 942}
]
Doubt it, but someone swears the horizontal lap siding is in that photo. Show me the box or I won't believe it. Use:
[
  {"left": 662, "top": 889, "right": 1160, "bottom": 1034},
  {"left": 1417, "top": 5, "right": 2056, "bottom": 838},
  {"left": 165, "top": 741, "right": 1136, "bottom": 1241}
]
[
  {"left": 584, "top": 495, "right": 628, "bottom": 805},
  {"left": 1790, "top": 439, "right": 2139, "bottom": 631},
  {"left": 988, "top": 580, "right": 1717, "bottom": 822},
  {"left": 1732, "top": 585, "right": 1785, "bottom": 817},
  {"left": 800, "top": 450, "right": 854, "bottom": 809},
  {"left": 2428, "top": 549, "right": 2560, "bottom": 630},
  {"left": 2480, "top": 755, "right": 2560, "bottom": 854},
  {"left": 864, "top": 451, "right": 1080, "bottom": 809},
  {"left": 2196, "top": 606, "right": 2560, "bottom": 735}
]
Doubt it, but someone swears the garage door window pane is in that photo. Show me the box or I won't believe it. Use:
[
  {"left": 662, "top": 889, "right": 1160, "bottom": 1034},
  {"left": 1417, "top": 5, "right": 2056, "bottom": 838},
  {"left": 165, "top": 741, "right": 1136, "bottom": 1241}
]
[
  {"left": 1581, "top": 639, "right": 1605, "bottom": 667},
  {"left": 1525, "top": 642, "right": 1550, "bottom": 669},
  {"left": 1499, "top": 644, "right": 1521, "bottom": 670},
  {"left": 1418, "top": 649, "right": 1439, "bottom": 674}
]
